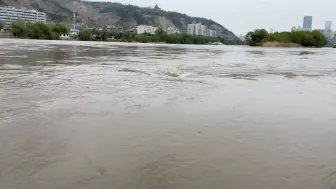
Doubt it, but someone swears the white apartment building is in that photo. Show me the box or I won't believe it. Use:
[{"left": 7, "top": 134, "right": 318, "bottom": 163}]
[
  {"left": 209, "top": 29, "right": 217, "bottom": 37},
  {"left": 211, "top": 30, "right": 217, "bottom": 37},
  {"left": 201, "top": 25, "right": 208, "bottom": 36},
  {"left": 187, "top": 24, "right": 195, "bottom": 35},
  {"left": 194, "top": 23, "right": 202, "bottom": 35},
  {"left": 136, "top": 25, "right": 158, "bottom": 35},
  {"left": 0, "top": 7, "right": 46, "bottom": 28},
  {"left": 167, "top": 27, "right": 180, "bottom": 34},
  {"left": 187, "top": 22, "right": 217, "bottom": 37},
  {"left": 209, "top": 29, "right": 214, "bottom": 37}
]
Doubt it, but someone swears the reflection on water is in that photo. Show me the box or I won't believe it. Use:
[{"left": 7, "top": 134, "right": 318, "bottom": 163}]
[{"left": 0, "top": 39, "right": 336, "bottom": 189}]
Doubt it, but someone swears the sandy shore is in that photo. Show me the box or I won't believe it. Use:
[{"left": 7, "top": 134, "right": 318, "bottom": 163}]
[{"left": 263, "top": 41, "right": 302, "bottom": 47}]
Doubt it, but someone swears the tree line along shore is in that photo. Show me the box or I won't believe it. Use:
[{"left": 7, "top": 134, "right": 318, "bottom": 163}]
[
  {"left": 4, "top": 21, "right": 328, "bottom": 48},
  {"left": 5, "top": 21, "right": 243, "bottom": 45},
  {"left": 245, "top": 29, "right": 327, "bottom": 48}
]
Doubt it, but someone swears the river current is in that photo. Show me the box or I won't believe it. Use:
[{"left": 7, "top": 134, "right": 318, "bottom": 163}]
[{"left": 0, "top": 39, "right": 336, "bottom": 189}]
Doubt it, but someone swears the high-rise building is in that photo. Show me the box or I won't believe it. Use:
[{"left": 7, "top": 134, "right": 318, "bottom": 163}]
[
  {"left": 291, "top": 26, "right": 297, "bottom": 31},
  {"left": 0, "top": 7, "right": 46, "bottom": 28},
  {"left": 187, "top": 22, "right": 217, "bottom": 37},
  {"left": 325, "top": 21, "right": 332, "bottom": 32},
  {"left": 201, "top": 25, "right": 208, "bottom": 36},
  {"left": 187, "top": 24, "right": 195, "bottom": 35},
  {"left": 194, "top": 23, "right": 202, "bottom": 35},
  {"left": 270, "top": 28, "right": 274, "bottom": 33},
  {"left": 212, "top": 30, "right": 217, "bottom": 37},
  {"left": 302, "top": 16, "right": 313, "bottom": 30}
]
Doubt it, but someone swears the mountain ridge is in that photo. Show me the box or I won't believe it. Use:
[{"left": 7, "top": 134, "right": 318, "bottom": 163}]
[{"left": 0, "top": 0, "right": 239, "bottom": 40}]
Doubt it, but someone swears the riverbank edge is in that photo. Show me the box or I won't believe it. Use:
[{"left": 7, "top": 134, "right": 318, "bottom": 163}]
[
  {"left": 0, "top": 37, "right": 231, "bottom": 45},
  {"left": 262, "top": 41, "right": 302, "bottom": 47}
]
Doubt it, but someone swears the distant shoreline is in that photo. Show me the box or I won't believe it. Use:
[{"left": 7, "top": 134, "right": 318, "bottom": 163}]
[
  {"left": 0, "top": 36, "right": 230, "bottom": 45},
  {"left": 246, "top": 29, "right": 326, "bottom": 48}
]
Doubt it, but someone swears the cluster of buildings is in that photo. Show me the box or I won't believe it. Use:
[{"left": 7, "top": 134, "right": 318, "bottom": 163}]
[
  {"left": 136, "top": 23, "right": 217, "bottom": 37},
  {"left": 0, "top": 6, "right": 46, "bottom": 28},
  {"left": 0, "top": 6, "right": 81, "bottom": 39},
  {"left": 289, "top": 16, "right": 336, "bottom": 40},
  {"left": 166, "top": 27, "right": 180, "bottom": 34},
  {"left": 0, "top": 6, "right": 218, "bottom": 39},
  {"left": 136, "top": 25, "right": 158, "bottom": 35},
  {"left": 187, "top": 22, "right": 217, "bottom": 37},
  {"left": 291, "top": 16, "right": 313, "bottom": 32},
  {"left": 136, "top": 25, "right": 181, "bottom": 35}
]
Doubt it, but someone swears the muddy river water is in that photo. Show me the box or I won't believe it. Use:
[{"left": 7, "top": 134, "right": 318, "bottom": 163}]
[{"left": 0, "top": 39, "right": 336, "bottom": 189}]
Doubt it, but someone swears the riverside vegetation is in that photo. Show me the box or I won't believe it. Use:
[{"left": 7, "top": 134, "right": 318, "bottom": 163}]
[
  {"left": 78, "top": 28, "right": 243, "bottom": 45},
  {"left": 245, "top": 29, "right": 327, "bottom": 47},
  {"left": 10, "top": 21, "right": 68, "bottom": 40},
  {"left": 8, "top": 21, "right": 243, "bottom": 45}
]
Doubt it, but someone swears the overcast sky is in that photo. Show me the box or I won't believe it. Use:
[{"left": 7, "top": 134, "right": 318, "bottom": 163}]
[{"left": 90, "top": 0, "right": 336, "bottom": 35}]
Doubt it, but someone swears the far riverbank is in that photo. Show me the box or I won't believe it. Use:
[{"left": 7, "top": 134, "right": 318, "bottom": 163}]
[{"left": 246, "top": 29, "right": 327, "bottom": 48}]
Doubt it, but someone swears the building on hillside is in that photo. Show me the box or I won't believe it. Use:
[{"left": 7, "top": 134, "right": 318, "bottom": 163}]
[
  {"left": 187, "top": 22, "right": 217, "bottom": 37},
  {"left": 154, "top": 4, "right": 161, "bottom": 10},
  {"left": 302, "top": 16, "right": 313, "bottom": 31},
  {"left": 106, "top": 25, "right": 121, "bottom": 33},
  {"left": 136, "top": 25, "right": 158, "bottom": 34},
  {"left": 167, "top": 27, "right": 180, "bottom": 34},
  {"left": 209, "top": 29, "right": 214, "bottom": 37},
  {"left": 187, "top": 24, "right": 195, "bottom": 35},
  {"left": 201, "top": 25, "right": 208, "bottom": 36},
  {"left": 325, "top": 21, "right": 332, "bottom": 32},
  {"left": 0, "top": 7, "right": 46, "bottom": 28},
  {"left": 194, "top": 23, "right": 202, "bottom": 35},
  {"left": 211, "top": 30, "right": 217, "bottom": 37}
]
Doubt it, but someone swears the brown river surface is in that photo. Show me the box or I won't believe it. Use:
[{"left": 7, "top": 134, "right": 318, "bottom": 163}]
[{"left": 0, "top": 39, "right": 336, "bottom": 189}]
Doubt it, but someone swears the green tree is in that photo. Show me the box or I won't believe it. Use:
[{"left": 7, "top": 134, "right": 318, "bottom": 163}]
[
  {"left": 245, "top": 29, "right": 326, "bottom": 47},
  {"left": 79, "top": 29, "right": 93, "bottom": 41},
  {"left": 35, "top": 22, "right": 52, "bottom": 39},
  {"left": 52, "top": 23, "right": 68, "bottom": 34},
  {"left": 11, "top": 20, "right": 27, "bottom": 37},
  {"left": 27, "top": 23, "right": 43, "bottom": 39},
  {"left": 245, "top": 29, "right": 268, "bottom": 46},
  {"left": 10, "top": 21, "right": 68, "bottom": 40},
  {"left": 101, "top": 30, "right": 110, "bottom": 41},
  {"left": 310, "top": 30, "right": 327, "bottom": 47}
]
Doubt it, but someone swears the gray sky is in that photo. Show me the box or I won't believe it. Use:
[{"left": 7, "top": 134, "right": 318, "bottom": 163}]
[{"left": 90, "top": 0, "right": 336, "bottom": 35}]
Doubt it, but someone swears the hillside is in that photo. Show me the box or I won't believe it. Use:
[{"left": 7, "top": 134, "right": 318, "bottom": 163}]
[{"left": 0, "top": 0, "right": 239, "bottom": 40}]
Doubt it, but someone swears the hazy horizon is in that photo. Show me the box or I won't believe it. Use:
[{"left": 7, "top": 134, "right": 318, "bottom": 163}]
[{"left": 88, "top": 0, "right": 336, "bottom": 35}]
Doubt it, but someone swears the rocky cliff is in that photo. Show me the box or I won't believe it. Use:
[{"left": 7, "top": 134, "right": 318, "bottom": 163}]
[{"left": 0, "top": 0, "right": 239, "bottom": 40}]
